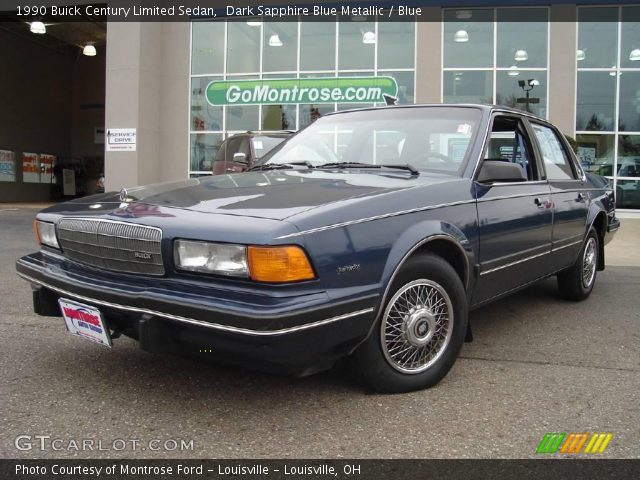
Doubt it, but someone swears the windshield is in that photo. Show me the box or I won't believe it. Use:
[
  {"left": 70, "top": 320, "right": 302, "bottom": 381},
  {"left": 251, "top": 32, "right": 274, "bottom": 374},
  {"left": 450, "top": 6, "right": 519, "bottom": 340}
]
[
  {"left": 251, "top": 136, "right": 288, "bottom": 159},
  {"left": 261, "top": 107, "right": 482, "bottom": 175}
]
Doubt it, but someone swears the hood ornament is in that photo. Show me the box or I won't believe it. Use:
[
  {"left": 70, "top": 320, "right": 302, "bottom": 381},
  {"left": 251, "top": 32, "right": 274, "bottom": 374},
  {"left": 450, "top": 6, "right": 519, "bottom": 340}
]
[{"left": 119, "top": 188, "right": 128, "bottom": 202}]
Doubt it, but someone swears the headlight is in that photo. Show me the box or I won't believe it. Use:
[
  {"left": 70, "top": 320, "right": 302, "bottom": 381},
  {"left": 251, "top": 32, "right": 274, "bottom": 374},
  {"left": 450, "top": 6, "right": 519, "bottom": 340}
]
[
  {"left": 174, "top": 240, "right": 248, "bottom": 277},
  {"left": 174, "top": 240, "right": 316, "bottom": 282},
  {"left": 34, "top": 220, "right": 59, "bottom": 249}
]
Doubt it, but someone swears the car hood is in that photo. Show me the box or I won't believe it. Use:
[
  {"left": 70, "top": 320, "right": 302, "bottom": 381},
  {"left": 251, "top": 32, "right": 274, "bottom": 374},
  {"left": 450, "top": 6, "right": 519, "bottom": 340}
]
[{"left": 55, "top": 170, "right": 458, "bottom": 221}]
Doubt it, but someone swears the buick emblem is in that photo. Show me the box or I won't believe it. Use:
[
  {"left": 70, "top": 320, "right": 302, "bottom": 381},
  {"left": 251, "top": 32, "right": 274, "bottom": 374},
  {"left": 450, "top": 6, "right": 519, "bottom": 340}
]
[
  {"left": 134, "top": 252, "right": 152, "bottom": 260},
  {"left": 119, "top": 188, "right": 128, "bottom": 202}
]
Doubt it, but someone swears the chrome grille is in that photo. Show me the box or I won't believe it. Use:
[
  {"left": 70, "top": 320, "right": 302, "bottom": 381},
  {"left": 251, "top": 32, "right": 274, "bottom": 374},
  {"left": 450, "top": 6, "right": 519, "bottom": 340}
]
[{"left": 57, "top": 218, "right": 164, "bottom": 276}]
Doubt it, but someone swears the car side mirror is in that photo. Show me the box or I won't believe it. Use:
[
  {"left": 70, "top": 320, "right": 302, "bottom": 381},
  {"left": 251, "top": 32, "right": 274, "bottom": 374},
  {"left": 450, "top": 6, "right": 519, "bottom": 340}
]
[
  {"left": 232, "top": 152, "right": 248, "bottom": 165},
  {"left": 477, "top": 160, "right": 527, "bottom": 183}
]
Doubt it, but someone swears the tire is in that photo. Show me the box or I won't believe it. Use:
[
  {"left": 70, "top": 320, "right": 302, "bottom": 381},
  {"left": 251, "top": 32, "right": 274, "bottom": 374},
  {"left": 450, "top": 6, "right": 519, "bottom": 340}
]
[
  {"left": 351, "top": 254, "right": 468, "bottom": 393},
  {"left": 557, "top": 228, "right": 599, "bottom": 301}
]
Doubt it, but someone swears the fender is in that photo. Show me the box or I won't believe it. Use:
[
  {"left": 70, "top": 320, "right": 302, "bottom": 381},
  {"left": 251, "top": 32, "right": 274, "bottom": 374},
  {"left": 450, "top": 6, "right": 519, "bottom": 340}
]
[
  {"left": 348, "top": 220, "right": 474, "bottom": 350},
  {"left": 586, "top": 201, "right": 608, "bottom": 271},
  {"left": 377, "top": 219, "right": 474, "bottom": 314}
]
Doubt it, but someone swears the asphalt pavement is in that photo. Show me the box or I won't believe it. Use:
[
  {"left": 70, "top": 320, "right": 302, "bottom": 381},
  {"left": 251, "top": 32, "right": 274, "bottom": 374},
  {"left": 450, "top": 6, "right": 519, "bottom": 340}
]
[{"left": 1, "top": 206, "right": 638, "bottom": 459}]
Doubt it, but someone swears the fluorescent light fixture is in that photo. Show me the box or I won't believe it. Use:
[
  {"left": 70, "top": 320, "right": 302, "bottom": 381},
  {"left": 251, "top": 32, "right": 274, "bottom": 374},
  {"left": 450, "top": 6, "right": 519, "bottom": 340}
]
[
  {"left": 246, "top": 20, "right": 262, "bottom": 26},
  {"left": 30, "top": 21, "right": 46, "bottom": 34},
  {"left": 508, "top": 65, "right": 520, "bottom": 76},
  {"left": 629, "top": 49, "right": 640, "bottom": 61},
  {"left": 362, "top": 31, "right": 376, "bottom": 44},
  {"left": 454, "top": 30, "right": 469, "bottom": 43},
  {"left": 83, "top": 44, "right": 97, "bottom": 56},
  {"left": 455, "top": 10, "right": 473, "bottom": 20},
  {"left": 514, "top": 49, "right": 528, "bottom": 62},
  {"left": 577, "top": 49, "right": 586, "bottom": 61},
  {"left": 268, "top": 34, "right": 283, "bottom": 47}
]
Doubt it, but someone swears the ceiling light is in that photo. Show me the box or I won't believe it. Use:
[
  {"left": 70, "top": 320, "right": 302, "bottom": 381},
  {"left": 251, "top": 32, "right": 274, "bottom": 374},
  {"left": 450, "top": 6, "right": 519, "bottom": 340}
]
[
  {"left": 30, "top": 21, "right": 46, "bottom": 34},
  {"left": 246, "top": 21, "right": 262, "bottom": 27},
  {"left": 362, "top": 31, "right": 376, "bottom": 44},
  {"left": 508, "top": 65, "right": 520, "bottom": 77},
  {"left": 454, "top": 30, "right": 469, "bottom": 43},
  {"left": 577, "top": 49, "right": 586, "bottom": 61},
  {"left": 630, "top": 49, "right": 640, "bottom": 61},
  {"left": 82, "top": 44, "right": 97, "bottom": 56},
  {"left": 455, "top": 10, "right": 473, "bottom": 20},
  {"left": 514, "top": 49, "right": 528, "bottom": 62},
  {"left": 268, "top": 34, "right": 283, "bottom": 47}
]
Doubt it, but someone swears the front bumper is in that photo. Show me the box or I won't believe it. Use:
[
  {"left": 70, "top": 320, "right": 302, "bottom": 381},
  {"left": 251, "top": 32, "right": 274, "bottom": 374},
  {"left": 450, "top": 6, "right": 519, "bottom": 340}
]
[{"left": 16, "top": 251, "right": 378, "bottom": 374}]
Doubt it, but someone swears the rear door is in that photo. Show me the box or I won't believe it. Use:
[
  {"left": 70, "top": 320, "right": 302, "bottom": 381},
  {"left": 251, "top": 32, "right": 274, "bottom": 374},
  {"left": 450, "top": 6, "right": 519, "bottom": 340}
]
[
  {"left": 473, "top": 114, "right": 553, "bottom": 304},
  {"left": 528, "top": 121, "right": 589, "bottom": 269}
]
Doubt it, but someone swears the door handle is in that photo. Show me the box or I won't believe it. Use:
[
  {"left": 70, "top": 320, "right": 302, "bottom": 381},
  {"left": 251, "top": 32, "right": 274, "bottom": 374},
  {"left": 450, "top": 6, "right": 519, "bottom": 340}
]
[
  {"left": 534, "top": 197, "right": 551, "bottom": 209},
  {"left": 577, "top": 192, "right": 586, "bottom": 202}
]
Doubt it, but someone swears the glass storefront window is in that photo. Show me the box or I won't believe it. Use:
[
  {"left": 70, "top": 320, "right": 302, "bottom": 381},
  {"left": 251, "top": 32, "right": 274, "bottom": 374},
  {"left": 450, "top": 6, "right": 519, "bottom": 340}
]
[
  {"left": 338, "top": 19, "right": 375, "bottom": 70},
  {"left": 496, "top": 8, "right": 548, "bottom": 69},
  {"left": 443, "top": 9, "right": 494, "bottom": 68},
  {"left": 377, "top": 20, "right": 415, "bottom": 69},
  {"left": 618, "top": 136, "right": 640, "bottom": 178},
  {"left": 443, "top": 71, "right": 492, "bottom": 104},
  {"left": 616, "top": 180, "right": 640, "bottom": 209},
  {"left": 262, "top": 105, "right": 297, "bottom": 131},
  {"left": 190, "top": 19, "right": 416, "bottom": 176},
  {"left": 621, "top": 7, "right": 640, "bottom": 69},
  {"left": 496, "top": 70, "right": 547, "bottom": 117},
  {"left": 262, "top": 21, "right": 297, "bottom": 72},
  {"left": 227, "top": 22, "right": 260, "bottom": 74},
  {"left": 227, "top": 105, "right": 259, "bottom": 131},
  {"left": 577, "top": 8, "right": 619, "bottom": 68},
  {"left": 618, "top": 72, "right": 640, "bottom": 132},
  {"left": 191, "top": 77, "right": 223, "bottom": 131},
  {"left": 576, "top": 134, "right": 615, "bottom": 177},
  {"left": 299, "top": 104, "right": 334, "bottom": 129},
  {"left": 300, "top": 22, "right": 336, "bottom": 71},
  {"left": 191, "top": 22, "right": 225, "bottom": 75},
  {"left": 383, "top": 71, "right": 415, "bottom": 105},
  {"left": 576, "top": 72, "right": 616, "bottom": 131},
  {"left": 190, "top": 133, "right": 224, "bottom": 172},
  {"left": 443, "top": 7, "right": 548, "bottom": 118}
]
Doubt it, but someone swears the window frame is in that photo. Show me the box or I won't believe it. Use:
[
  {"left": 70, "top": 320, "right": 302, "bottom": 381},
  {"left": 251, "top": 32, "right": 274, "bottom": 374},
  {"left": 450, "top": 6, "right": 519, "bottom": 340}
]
[
  {"left": 476, "top": 113, "right": 546, "bottom": 183},
  {"left": 527, "top": 120, "right": 585, "bottom": 182}
]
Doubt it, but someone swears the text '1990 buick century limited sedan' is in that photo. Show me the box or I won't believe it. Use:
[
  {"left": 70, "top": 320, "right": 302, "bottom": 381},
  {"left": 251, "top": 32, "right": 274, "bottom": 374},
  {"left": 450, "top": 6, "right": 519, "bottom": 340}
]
[{"left": 17, "top": 105, "right": 620, "bottom": 392}]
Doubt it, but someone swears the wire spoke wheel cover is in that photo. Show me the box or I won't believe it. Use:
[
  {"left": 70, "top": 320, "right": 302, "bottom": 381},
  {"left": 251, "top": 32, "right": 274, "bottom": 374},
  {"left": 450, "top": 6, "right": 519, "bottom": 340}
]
[
  {"left": 582, "top": 237, "right": 597, "bottom": 289},
  {"left": 381, "top": 279, "right": 454, "bottom": 374}
]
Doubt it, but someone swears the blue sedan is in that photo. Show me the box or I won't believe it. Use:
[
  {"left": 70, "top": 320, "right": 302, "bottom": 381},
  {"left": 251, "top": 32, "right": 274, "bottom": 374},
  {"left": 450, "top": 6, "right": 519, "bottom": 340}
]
[{"left": 17, "top": 105, "right": 620, "bottom": 392}]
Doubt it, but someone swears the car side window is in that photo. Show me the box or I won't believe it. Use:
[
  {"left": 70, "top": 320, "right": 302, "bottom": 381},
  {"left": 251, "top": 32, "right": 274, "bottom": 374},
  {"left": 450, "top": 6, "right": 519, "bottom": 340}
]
[
  {"left": 530, "top": 123, "right": 577, "bottom": 181},
  {"left": 484, "top": 116, "right": 538, "bottom": 181},
  {"left": 223, "top": 138, "right": 241, "bottom": 162},
  {"left": 237, "top": 138, "right": 251, "bottom": 158}
]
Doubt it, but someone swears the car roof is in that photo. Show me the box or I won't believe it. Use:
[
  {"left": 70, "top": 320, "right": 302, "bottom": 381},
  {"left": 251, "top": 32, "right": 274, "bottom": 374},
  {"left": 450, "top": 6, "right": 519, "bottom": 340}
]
[{"left": 323, "top": 103, "right": 548, "bottom": 124}]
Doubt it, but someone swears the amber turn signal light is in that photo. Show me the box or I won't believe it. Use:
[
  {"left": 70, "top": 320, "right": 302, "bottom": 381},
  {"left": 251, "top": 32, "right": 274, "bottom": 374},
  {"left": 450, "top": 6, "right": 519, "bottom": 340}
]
[
  {"left": 247, "top": 245, "right": 315, "bottom": 283},
  {"left": 33, "top": 219, "right": 41, "bottom": 245}
]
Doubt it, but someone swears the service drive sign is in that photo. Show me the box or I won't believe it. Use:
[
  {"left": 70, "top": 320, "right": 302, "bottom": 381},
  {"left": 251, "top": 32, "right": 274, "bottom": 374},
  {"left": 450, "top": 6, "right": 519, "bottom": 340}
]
[{"left": 106, "top": 128, "right": 136, "bottom": 151}]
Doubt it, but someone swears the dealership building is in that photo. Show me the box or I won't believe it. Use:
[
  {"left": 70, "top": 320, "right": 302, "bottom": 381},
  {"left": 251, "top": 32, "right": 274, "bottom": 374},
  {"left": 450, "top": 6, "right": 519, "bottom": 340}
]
[{"left": 0, "top": 2, "right": 639, "bottom": 212}]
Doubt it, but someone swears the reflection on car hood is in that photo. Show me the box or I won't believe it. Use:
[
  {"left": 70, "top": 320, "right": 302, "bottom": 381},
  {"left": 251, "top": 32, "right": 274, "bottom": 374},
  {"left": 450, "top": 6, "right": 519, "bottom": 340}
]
[{"left": 61, "top": 170, "right": 456, "bottom": 221}]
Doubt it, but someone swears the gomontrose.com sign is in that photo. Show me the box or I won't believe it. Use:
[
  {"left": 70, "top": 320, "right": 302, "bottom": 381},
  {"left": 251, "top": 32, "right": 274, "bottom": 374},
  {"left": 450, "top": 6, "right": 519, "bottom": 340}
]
[{"left": 206, "top": 77, "right": 398, "bottom": 106}]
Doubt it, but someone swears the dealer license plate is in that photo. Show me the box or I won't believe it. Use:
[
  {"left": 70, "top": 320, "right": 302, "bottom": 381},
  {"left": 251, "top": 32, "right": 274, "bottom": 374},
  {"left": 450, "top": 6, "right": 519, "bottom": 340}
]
[{"left": 58, "top": 298, "right": 112, "bottom": 348}]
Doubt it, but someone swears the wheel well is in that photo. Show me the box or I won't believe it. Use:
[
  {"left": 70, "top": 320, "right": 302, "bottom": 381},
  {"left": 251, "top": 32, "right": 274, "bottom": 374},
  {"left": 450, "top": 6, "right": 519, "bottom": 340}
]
[
  {"left": 591, "top": 212, "right": 607, "bottom": 271},
  {"left": 411, "top": 238, "right": 468, "bottom": 289}
]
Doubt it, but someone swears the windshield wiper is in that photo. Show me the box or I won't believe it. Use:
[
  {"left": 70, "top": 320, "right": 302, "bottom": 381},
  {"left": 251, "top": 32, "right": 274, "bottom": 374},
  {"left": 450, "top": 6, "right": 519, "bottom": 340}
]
[
  {"left": 248, "top": 161, "right": 314, "bottom": 171},
  {"left": 380, "top": 164, "right": 420, "bottom": 176},
  {"left": 316, "top": 162, "right": 420, "bottom": 176}
]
